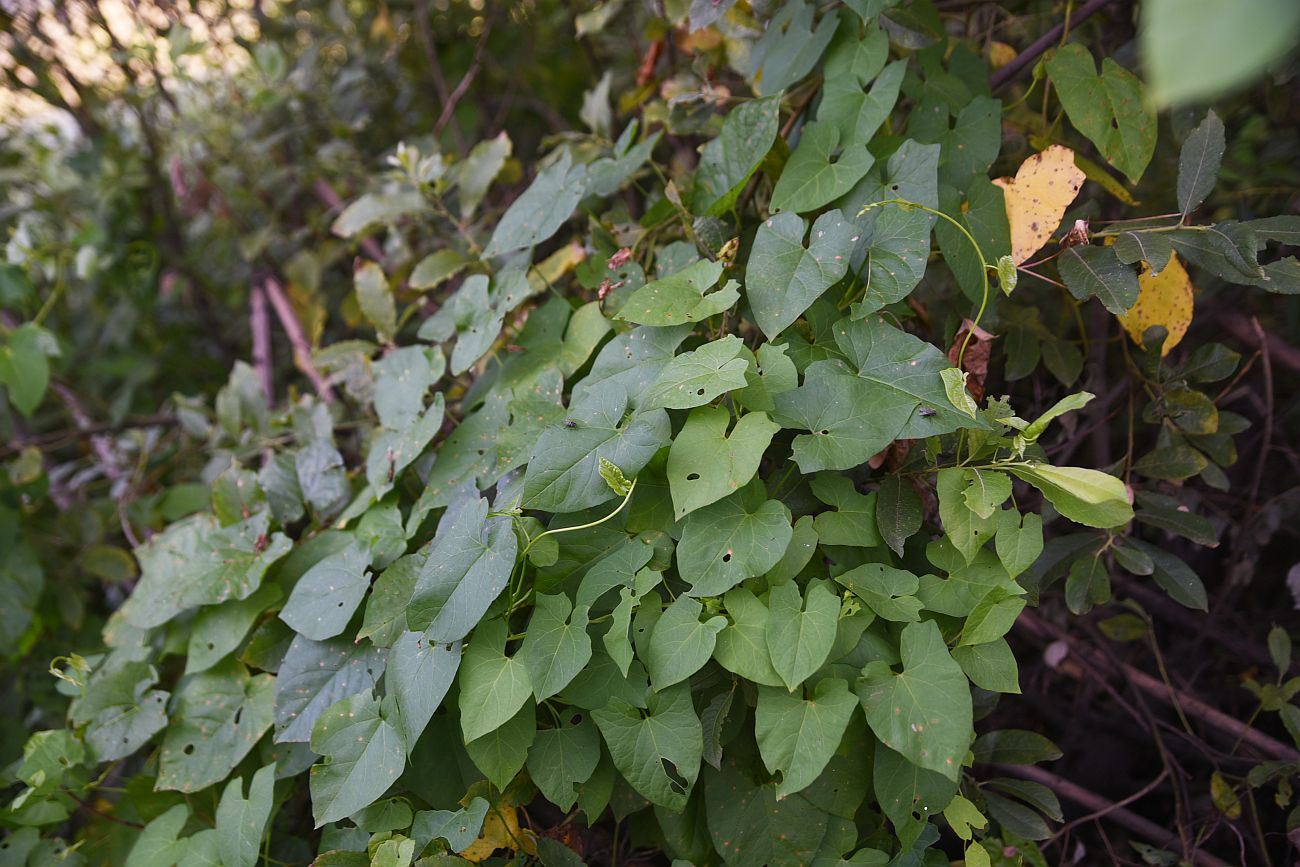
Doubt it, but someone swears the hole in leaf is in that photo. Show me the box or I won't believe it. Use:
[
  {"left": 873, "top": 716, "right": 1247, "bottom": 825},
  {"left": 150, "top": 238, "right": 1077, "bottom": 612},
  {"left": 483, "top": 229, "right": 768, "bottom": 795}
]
[
  {"left": 686, "top": 473, "right": 700, "bottom": 481},
  {"left": 695, "top": 388, "right": 705, "bottom": 396},
  {"left": 207, "top": 643, "right": 215, "bottom": 651},
  {"left": 661, "top": 758, "right": 688, "bottom": 794},
  {"left": 722, "top": 552, "right": 732, "bottom": 563},
  {"left": 570, "top": 713, "right": 583, "bottom": 725},
  {"left": 233, "top": 707, "right": 244, "bottom": 726},
  {"left": 183, "top": 744, "right": 195, "bottom": 755}
]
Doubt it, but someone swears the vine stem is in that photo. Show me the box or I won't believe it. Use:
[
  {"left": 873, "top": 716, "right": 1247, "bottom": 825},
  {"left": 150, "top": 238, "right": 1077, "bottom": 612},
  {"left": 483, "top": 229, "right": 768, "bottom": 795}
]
[
  {"left": 858, "top": 199, "right": 991, "bottom": 368},
  {"left": 521, "top": 476, "right": 638, "bottom": 561},
  {"left": 508, "top": 477, "right": 640, "bottom": 608}
]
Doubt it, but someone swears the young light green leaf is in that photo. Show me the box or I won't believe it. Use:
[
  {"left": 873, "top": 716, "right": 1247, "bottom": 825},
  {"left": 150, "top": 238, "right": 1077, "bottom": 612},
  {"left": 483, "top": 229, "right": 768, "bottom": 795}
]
[
  {"left": 1022, "top": 391, "right": 1093, "bottom": 443},
  {"left": 996, "top": 255, "right": 1018, "bottom": 295},
  {"left": 755, "top": 678, "right": 857, "bottom": 799},
  {"left": 1005, "top": 462, "right": 1134, "bottom": 528},
  {"left": 667, "top": 407, "right": 779, "bottom": 520},
  {"left": 857, "top": 620, "right": 972, "bottom": 781},
  {"left": 598, "top": 457, "right": 633, "bottom": 497},
  {"left": 309, "top": 691, "right": 406, "bottom": 827},
  {"left": 940, "top": 368, "right": 978, "bottom": 419}
]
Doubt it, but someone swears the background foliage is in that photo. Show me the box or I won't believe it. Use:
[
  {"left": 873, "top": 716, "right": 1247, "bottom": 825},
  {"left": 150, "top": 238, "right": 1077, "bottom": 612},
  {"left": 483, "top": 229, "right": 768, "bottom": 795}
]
[{"left": 1, "top": 1, "right": 1299, "bottom": 865}]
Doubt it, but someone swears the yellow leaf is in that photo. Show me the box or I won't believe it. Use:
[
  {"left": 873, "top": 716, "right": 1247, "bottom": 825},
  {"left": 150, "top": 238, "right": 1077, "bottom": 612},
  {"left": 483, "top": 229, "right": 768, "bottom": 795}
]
[
  {"left": 1210, "top": 771, "right": 1242, "bottom": 820},
  {"left": 527, "top": 242, "right": 588, "bottom": 295},
  {"left": 1117, "top": 251, "right": 1194, "bottom": 355},
  {"left": 459, "top": 801, "right": 524, "bottom": 862},
  {"left": 988, "top": 41, "right": 1017, "bottom": 70},
  {"left": 993, "top": 145, "right": 1087, "bottom": 265}
]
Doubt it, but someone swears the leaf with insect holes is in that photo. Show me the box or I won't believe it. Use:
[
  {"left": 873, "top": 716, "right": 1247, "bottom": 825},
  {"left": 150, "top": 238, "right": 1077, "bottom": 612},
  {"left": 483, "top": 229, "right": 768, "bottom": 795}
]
[
  {"left": 676, "top": 484, "right": 793, "bottom": 597},
  {"left": 1045, "top": 44, "right": 1156, "bottom": 184},
  {"left": 592, "top": 682, "right": 702, "bottom": 811},
  {"left": 158, "top": 660, "right": 275, "bottom": 793},
  {"left": 667, "top": 407, "right": 779, "bottom": 520},
  {"left": 644, "top": 335, "right": 751, "bottom": 409}
]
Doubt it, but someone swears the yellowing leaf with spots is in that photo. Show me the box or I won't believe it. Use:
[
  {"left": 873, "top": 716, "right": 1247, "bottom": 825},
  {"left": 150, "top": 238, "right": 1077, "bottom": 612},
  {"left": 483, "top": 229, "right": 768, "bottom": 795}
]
[
  {"left": 1118, "top": 251, "right": 1194, "bottom": 355},
  {"left": 993, "top": 145, "right": 1087, "bottom": 264},
  {"left": 459, "top": 801, "right": 527, "bottom": 861}
]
